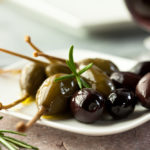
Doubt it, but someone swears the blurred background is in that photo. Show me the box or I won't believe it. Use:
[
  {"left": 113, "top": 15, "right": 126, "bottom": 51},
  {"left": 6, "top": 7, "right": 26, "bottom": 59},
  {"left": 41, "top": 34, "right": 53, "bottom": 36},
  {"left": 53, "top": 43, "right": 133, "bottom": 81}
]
[{"left": 0, "top": 0, "right": 149, "bottom": 67}]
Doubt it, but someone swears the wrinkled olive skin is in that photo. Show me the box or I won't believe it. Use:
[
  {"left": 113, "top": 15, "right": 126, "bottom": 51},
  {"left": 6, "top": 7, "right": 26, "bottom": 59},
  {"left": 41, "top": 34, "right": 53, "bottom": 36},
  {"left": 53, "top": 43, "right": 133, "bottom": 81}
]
[
  {"left": 106, "top": 88, "right": 136, "bottom": 119},
  {"left": 71, "top": 88, "right": 105, "bottom": 123},
  {"left": 131, "top": 61, "right": 150, "bottom": 77},
  {"left": 78, "top": 58, "right": 119, "bottom": 76},
  {"left": 36, "top": 73, "right": 78, "bottom": 115},
  {"left": 46, "top": 63, "right": 71, "bottom": 77},
  {"left": 136, "top": 73, "right": 150, "bottom": 109},
  {"left": 20, "top": 63, "right": 46, "bottom": 96},
  {"left": 79, "top": 65, "right": 115, "bottom": 97},
  {"left": 110, "top": 72, "right": 141, "bottom": 91}
]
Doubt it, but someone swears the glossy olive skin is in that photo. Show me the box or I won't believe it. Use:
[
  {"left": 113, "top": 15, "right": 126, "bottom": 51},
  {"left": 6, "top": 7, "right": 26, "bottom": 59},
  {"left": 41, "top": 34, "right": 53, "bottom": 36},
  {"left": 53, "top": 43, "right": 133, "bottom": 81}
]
[
  {"left": 78, "top": 58, "right": 119, "bottom": 76},
  {"left": 106, "top": 88, "right": 136, "bottom": 119},
  {"left": 36, "top": 73, "right": 78, "bottom": 115},
  {"left": 110, "top": 72, "right": 141, "bottom": 91},
  {"left": 131, "top": 61, "right": 150, "bottom": 77},
  {"left": 20, "top": 63, "right": 46, "bottom": 96},
  {"left": 79, "top": 65, "right": 115, "bottom": 97},
  {"left": 136, "top": 73, "right": 150, "bottom": 109},
  {"left": 71, "top": 88, "right": 105, "bottom": 123},
  {"left": 46, "top": 63, "right": 71, "bottom": 77}
]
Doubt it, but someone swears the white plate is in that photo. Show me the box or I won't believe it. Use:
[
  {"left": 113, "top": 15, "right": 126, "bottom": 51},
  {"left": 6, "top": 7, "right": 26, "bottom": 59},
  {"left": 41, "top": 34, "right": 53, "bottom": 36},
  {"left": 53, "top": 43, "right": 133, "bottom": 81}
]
[
  {"left": 0, "top": 49, "right": 150, "bottom": 136},
  {"left": 8, "top": 0, "right": 131, "bottom": 35}
]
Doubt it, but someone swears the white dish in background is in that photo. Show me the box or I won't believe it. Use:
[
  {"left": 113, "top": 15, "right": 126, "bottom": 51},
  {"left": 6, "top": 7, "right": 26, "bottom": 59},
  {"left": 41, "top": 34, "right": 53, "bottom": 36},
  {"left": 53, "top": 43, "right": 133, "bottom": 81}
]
[
  {"left": 0, "top": 49, "right": 149, "bottom": 136},
  {"left": 8, "top": 0, "right": 132, "bottom": 34}
]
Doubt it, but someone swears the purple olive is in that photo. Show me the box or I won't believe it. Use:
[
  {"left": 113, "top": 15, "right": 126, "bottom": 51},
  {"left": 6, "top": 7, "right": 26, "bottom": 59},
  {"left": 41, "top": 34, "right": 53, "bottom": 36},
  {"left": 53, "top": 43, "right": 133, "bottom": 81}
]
[
  {"left": 110, "top": 72, "right": 141, "bottom": 91},
  {"left": 136, "top": 73, "right": 150, "bottom": 109},
  {"left": 106, "top": 88, "right": 137, "bottom": 119},
  {"left": 70, "top": 88, "right": 105, "bottom": 123}
]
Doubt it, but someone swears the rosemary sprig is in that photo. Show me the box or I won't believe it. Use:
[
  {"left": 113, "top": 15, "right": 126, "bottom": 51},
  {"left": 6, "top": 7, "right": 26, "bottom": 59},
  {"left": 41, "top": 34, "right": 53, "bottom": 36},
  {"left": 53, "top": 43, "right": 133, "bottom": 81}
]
[
  {"left": 55, "top": 45, "right": 93, "bottom": 89},
  {"left": 0, "top": 118, "right": 38, "bottom": 150}
]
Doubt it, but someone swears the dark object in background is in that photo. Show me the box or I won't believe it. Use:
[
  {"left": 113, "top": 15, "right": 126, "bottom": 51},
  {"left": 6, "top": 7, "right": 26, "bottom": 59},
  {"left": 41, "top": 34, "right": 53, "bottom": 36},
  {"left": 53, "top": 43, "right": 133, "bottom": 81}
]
[
  {"left": 106, "top": 88, "right": 137, "bottom": 119},
  {"left": 70, "top": 88, "right": 105, "bottom": 123},
  {"left": 136, "top": 73, "right": 150, "bottom": 108},
  {"left": 125, "top": 0, "right": 150, "bottom": 30},
  {"left": 110, "top": 71, "right": 141, "bottom": 91},
  {"left": 130, "top": 61, "right": 150, "bottom": 77}
]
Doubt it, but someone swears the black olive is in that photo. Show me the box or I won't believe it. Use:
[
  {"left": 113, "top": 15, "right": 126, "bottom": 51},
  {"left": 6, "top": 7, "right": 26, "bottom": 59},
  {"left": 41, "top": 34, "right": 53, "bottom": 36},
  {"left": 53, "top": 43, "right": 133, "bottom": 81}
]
[
  {"left": 136, "top": 73, "right": 150, "bottom": 109},
  {"left": 70, "top": 88, "right": 105, "bottom": 123},
  {"left": 106, "top": 88, "right": 137, "bottom": 119},
  {"left": 110, "top": 72, "right": 141, "bottom": 91},
  {"left": 131, "top": 61, "right": 150, "bottom": 77}
]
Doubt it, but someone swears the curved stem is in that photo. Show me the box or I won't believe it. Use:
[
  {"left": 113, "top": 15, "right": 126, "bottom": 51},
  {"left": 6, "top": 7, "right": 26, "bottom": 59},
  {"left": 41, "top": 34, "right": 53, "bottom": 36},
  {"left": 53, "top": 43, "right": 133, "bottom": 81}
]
[
  {"left": 0, "top": 95, "right": 28, "bottom": 110},
  {"left": 16, "top": 106, "right": 45, "bottom": 132},
  {"left": 33, "top": 51, "right": 66, "bottom": 63},
  {"left": 25, "top": 35, "right": 66, "bottom": 63},
  {"left": 24, "top": 35, "right": 42, "bottom": 53},
  {"left": 0, "top": 48, "right": 49, "bottom": 66},
  {"left": 0, "top": 69, "right": 21, "bottom": 74}
]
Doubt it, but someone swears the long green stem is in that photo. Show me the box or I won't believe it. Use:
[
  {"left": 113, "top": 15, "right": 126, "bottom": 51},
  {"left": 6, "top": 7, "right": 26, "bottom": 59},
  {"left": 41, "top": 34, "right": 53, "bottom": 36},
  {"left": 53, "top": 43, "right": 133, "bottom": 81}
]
[{"left": 0, "top": 136, "right": 16, "bottom": 150}]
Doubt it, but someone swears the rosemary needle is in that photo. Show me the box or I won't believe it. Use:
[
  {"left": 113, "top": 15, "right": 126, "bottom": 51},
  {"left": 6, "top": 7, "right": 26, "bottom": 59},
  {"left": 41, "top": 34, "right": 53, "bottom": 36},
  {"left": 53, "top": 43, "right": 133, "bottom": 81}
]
[{"left": 55, "top": 45, "right": 93, "bottom": 89}]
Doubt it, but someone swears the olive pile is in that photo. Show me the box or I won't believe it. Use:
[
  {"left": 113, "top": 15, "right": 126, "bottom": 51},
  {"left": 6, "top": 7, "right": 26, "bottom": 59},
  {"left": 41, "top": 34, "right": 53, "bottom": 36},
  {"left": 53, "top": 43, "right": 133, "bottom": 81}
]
[{"left": 0, "top": 36, "right": 150, "bottom": 132}]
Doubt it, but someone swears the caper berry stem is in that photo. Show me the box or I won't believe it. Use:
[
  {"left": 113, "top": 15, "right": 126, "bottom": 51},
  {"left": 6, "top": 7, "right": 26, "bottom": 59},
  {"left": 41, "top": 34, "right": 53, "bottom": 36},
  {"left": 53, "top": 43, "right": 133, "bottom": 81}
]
[
  {"left": 25, "top": 35, "right": 66, "bottom": 63},
  {"left": 0, "top": 95, "right": 28, "bottom": 110},
  {"left": 33, "top": 51, "right": 66, "bottom": 63},
  {"left": 16, "top": 106, "right": 45, "bottom": 132},
  {"left": 25, "top": 35, "right": 42, "bottom": 53},
  {"left": 0, "top": 48, "right": 49, "bottom": 66},
  {"left": 0, "top": 69, "right": 21, "bottom": 74}
]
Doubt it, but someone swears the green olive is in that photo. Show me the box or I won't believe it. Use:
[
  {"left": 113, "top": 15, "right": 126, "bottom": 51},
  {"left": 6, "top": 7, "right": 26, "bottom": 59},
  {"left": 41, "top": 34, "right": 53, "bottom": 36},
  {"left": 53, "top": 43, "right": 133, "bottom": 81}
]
[
  {"left": 79, "top": 65, "right": 115, "bottom": 97},
  {"left": 36, "top": 73, "right": 78, "bottom": 115},
  {"left": 20, "top": 63, "right": 46, "bottom": 96},
  {"left": 78, "top": 58, "right": 119, "bottom": 76},
  {"left": 45, "top": 63, "right": 71, "bottom": 77}
]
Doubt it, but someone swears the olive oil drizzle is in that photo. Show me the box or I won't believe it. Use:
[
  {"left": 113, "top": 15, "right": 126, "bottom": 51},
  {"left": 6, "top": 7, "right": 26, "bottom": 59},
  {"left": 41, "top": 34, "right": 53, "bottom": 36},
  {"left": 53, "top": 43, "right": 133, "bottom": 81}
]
[
  {"left": 42, "top": 113, "right": 72, "bottom": 120},
  {"left": 22, "top": 97, "right": 35, "bottom": 105}
]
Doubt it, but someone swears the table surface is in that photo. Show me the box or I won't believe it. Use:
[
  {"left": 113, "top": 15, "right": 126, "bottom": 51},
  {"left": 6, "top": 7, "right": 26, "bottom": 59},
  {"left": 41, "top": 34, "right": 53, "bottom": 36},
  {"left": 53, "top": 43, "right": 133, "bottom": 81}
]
[{"left": 0, "top": 1, "right": 150, "bottom": 150}]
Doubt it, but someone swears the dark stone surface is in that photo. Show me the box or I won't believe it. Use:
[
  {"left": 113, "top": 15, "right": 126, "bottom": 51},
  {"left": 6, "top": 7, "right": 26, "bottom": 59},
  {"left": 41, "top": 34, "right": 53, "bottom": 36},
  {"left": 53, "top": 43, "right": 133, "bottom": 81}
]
[{"left": 0, "top": 112, "right": 150, "bottom": 150}]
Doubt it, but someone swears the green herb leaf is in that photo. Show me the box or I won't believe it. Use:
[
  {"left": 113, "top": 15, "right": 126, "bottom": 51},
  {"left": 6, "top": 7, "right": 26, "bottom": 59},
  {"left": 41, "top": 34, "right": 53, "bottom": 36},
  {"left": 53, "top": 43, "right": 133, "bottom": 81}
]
[
  {"left": 76, "top": 76, "right": 82, "bottom": 89},
  {"left": 78, "top": 63, "right": 93, "bottom": 75},
  {"left": 3, "top": 136, "right": 38, "bottom": 150},
  {"left": 69, "top": 45, "right": 76, "bottom": 73},
  {"left": 0, "top": 117, "right": 3, "bottom": 120},
  {"left": 66, "top": 60, "right": 76, "bottom": 75},
  {"left": 55, "top": 46, "right": 93, "bottom": 89},
  {"left": 0, "top": 136, "right": 16, "bottom": 150},
  {"left": 0, "top": 130, "right": 25, "bottom": 136},
  {"left": 80, "top": 78, "right": 91, "bottom": 88},
  {"left": 7, "top": 141, "right": 19, "bottom": 150},
  {"left": 55, "top": 74, "right": 75, "bottom": 81}
]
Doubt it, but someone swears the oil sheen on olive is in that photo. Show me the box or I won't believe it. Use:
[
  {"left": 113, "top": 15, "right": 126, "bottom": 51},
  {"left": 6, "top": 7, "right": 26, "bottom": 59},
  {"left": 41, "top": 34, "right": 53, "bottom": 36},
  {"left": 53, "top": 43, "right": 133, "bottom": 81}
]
[
  {"left": 71, "top": 88, "right": 105, "bottom": 123},
  {"left": 45, "top": 63, "right": 71, "bottom": 77},
  {"left": 110, "top": 72, "right": 141, "bottom": 91},
  {"left": 78, "top": 58, "right": 119, "bottom": 76},
  {"left": 106, "top": 88, "right": 136, "bottom": 119},
  {"left": 79, "top": 65, "right": 115, "bottom": 97},
  {"left": 36, "top": 73, "right": 78, "bottom": 115},
  {"left": 136, "top": 73, "right": 150, "bottom": 109},
  {"left": 20, "top": 63, "right": 46, "bottom": 96},
  {"left": 131, "top": 61, "right": 150, "bottom": 77}
]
